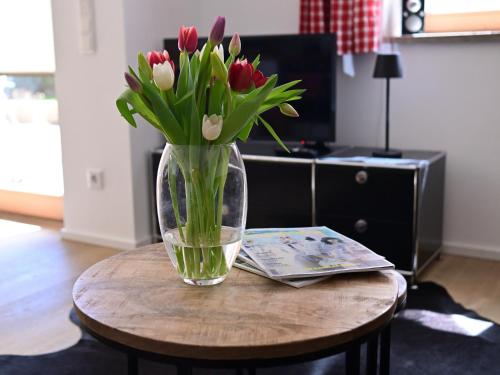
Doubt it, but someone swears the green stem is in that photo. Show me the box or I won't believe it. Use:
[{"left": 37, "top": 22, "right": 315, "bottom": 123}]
[{"left": 167, "top": 156, "right": 185, "bottom": 243}]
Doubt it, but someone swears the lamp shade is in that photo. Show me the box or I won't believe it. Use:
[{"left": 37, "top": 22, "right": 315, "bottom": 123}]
[{"left": 373, "top": 53, "right": 403, "bottom": 79}]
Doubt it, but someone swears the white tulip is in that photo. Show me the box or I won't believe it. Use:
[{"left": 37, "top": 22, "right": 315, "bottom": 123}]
[
  {"left": 200, "top": 43, "right": 223, "bottom": 62},
  {"left": 202, "top": 114, "right": 223, "bottom": 141},
  {"left": 152, "top": 61, "right": 174, "bottom": 91},
  {"left": 214, "top": 44, "right": 224, "bottom": 63}
]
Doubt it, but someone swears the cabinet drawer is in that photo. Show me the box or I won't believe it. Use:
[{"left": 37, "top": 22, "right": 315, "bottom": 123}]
[
  {"left": 316, "top": 164, "right": 416, "bottom": 223},
  {"left": 317, "top": 215, "right": 415, "bottom": 272}
]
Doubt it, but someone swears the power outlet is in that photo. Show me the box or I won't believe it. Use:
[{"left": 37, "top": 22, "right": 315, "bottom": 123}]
[{"left": 86, "top": 169, "right": 104, "bottom": 190}]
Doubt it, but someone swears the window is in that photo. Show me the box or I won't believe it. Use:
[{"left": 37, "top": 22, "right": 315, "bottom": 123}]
[
  {"left": 0, "top": 0, "right": 63, "bottom": 201},
  {"left": 425, "top": 0, "right": 500, "bottom": 33}
]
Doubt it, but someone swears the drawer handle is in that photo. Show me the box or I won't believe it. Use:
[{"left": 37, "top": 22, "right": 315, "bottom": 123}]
[
  {"left": 354, "top": 219, "right": 368, "bottom": 234},
  {"left": 355, "top": 170, "right": 368, "bottom": 184}
]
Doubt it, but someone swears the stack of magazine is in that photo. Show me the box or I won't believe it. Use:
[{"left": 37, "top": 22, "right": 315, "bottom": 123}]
[{"left": 235, "top": 226, "right": 394, "bottom": 288}]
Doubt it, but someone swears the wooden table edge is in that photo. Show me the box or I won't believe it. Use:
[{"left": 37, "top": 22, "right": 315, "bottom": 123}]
[{"left": 72, "top": 269, "right": 398, "bottom": 361}]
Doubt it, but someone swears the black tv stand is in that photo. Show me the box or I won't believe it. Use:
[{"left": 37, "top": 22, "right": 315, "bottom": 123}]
[{"left": 275, "top": 141, "right": 331, "bottom": 158}]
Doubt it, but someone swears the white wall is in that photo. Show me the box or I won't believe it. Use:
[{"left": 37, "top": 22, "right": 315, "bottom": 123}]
[
  {"left": 52, "top": 0, "right": 197, "bottom": 249},
  {"left": 198, "top": 0, "right": 300, "bottom": 36},
  {"left": 52, "top": 0, "right": 138, "bottom": 248}
]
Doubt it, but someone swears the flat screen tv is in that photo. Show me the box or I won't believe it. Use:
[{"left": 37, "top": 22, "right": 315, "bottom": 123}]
[{"left": 163, "top": 33, "right": 336, "bottom": 145}]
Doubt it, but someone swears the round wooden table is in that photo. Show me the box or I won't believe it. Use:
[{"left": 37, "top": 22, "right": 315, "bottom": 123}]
[{"left": 73, "top": 244, "right": 400, "bottom": 375}]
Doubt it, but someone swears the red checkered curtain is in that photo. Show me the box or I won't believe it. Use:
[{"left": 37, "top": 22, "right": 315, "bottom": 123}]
[
  {"left": 300, "top": 0, "right": 383, "bottom": 55},
  {"left": 300, "top": 0, "right": 326, "bottom": 33},
  {"left": 330, "top": 0, "right": 382, "bottom": 55}
]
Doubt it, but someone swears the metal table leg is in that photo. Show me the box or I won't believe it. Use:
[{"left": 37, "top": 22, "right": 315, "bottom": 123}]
[
  {"left": 177, "top": 365, "right": 193, "bottom": 375},
  {"left": 127, "top": 353, "right": 138, "bottom": 375},
  {"left": 379, "top": 324, "right": 392, "bottom": 375},
  {"left": 345, "top": 344, "right": 361, "bottom": 375},
  {"left": 366, "top": 335, "right": 379, "bottom": 375}
]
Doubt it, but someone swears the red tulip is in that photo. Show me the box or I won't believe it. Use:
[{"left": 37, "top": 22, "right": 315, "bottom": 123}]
[
  {"left": 228, "top": 59, "right": 254, "bottom": 92},
  {"left": 146, "top": 50, "right": 175, "bottom": 71},
  {"left": 252, "top": 69, "right": 267, "bottom": 88},
  {"left": 178, "top": 26, "right": 198, "bottom": 53}
]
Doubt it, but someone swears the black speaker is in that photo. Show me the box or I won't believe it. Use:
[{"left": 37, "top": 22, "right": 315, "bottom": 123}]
[{"left": 402, "top": 0, "right": 425, "bottom": 34}]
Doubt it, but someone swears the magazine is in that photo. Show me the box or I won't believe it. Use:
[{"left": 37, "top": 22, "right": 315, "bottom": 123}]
[
  {"left": 241, "top": 226, "right": 394, "bottom": 279},
  {"left": 234, "top": 257, "right": 329, "bottom": 288}
]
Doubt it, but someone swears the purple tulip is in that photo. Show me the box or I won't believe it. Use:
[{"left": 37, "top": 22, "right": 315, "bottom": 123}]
[
  {"left": 209, "top": 16, "right": 225, "bottom": 45},
  {"left": 124, "top": 72, "right": 141, "bottom": 93}
]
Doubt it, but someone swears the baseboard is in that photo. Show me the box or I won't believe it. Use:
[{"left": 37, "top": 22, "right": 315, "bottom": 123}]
[
  {"left": 442, "top": 241, "right": 500, "bottom": 262},
  {"left": 61, "top": 228, "right": 153, "bottom": 250}
]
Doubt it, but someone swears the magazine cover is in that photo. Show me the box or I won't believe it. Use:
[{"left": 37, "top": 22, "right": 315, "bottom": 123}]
[{"left": 242, "top": 226, "right": 394, "bottom": 279}]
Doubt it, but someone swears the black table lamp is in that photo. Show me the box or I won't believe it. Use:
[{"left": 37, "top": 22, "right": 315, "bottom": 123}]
[{"left": 372, "top": 53, "right": 403, "bottom": 158}]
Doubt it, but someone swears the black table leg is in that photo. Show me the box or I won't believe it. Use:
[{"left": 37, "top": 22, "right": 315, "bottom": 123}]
[
  {"left": 177, "top": 365, "right": 192, "bottom": 375},
  {"left": 127, "top": 353, "right": 138, "bottom": 375},
  {"left": 366, "top": 335, "right": 379, "bottom": 375},
  {"left": 379, "top": 324, "right": 392, "bottom": 375},
  {"left": 346, "top": 344, "right": 361, "bottom": 375}
]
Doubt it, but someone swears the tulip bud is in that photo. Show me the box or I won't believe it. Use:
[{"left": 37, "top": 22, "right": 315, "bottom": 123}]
[
  {"left": 178, "top": 26, "right": 198, "bottom": 53},
  {"left": 252, "top": 70, "right": 267, "bottom": 88},
  {"left": 209, "top": 16, "right": 225, "bottom": 45},
  {"left": 228, "top": 59, "right": 254, "bottom": 92},
  {"left": 279, "top": 103, "right": 299, "bottom": 118},
  {"left": 124, "top": 72, "right": 142, "bottom": 93},
  {"left": 210, "top": 49, "right": 227, "bottom": 81},
  {"left": 202, "top": 114, "right": 223, "bottom": 141},
  {"left": 229, "top": 33, "right": 241, "bottom": 56},
  {"left": 153, "top": 61, "right": 175, "bottom": 91}
]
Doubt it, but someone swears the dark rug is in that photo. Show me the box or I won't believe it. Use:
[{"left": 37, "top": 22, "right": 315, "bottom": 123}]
[{"left": 1, "top": 282, "right": 499, "bottom": 374}]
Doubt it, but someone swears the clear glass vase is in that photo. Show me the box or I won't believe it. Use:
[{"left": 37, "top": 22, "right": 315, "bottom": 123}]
[{"left": 156, "top": 143, "right": 247, "bottom": 286}]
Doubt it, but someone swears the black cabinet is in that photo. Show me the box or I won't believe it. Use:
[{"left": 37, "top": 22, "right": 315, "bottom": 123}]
[
  {"left": 244, "top": 157, "right": 313, "bottom": 228},
  {"left": 151, "top": 144, "right": 445, "bottom": 280}
]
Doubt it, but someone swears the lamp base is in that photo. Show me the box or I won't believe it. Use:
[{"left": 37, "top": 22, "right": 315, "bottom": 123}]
[{"left": 372, "top": 149, "right": 403, "bottom": 158}]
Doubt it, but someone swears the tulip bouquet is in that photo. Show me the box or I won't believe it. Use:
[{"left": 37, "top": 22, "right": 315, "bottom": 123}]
[{"left": 116, "top": 16, "right": 303, "bottom": 283}]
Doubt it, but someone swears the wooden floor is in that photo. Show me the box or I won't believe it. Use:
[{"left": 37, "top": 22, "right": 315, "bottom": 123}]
[
  {"left": 0, "top": 212, "right": 499, "bottom": 355},
  {"left": 0, "top": 213, "right": 118, "bottom": 355}
]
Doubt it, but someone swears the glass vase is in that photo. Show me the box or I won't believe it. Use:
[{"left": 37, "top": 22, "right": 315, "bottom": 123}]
[{"left": 156, "top": 143, "right": 247, "bottom": 286}]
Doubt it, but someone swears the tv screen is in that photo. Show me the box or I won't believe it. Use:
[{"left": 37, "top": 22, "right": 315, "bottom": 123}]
[{"left": 163, "top": 33, "right": 336, "bottom": 143}]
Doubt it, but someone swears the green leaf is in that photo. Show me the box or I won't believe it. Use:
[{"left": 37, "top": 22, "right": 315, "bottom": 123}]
[
  {"left": 258, "top": 116, "right": 289, "bottom": 153},
  {"left": 137, "top": 53, "right": 152, "bottom": 82},
  {"left": 216, "top": 75, "right": 277, "bottom": 144},
  {"left": 128, "top": 66, "right": 141, "bottom": 81},
  {"left": 208, "top": 80, "right": 225, "bottom": 115},
  {"left": 210, "top": 52, "right": 227, "bottom": 82},
  {"left": 273, "top": 80, "right": 302, "bottom": 94},
  {"left": 195, "top": 41, "right": 214, "bottom": 104},
  {"left": 237, "top": 117, "right": 257, "bottom": 142},
  {"left": 188, "top": 94, "right": 201, "bottom": 145},
  {"left": 252, "top": 54, "right": 260, "bottom": 70},
  {"left": 174, "top": 90, "right": 194, "bottom": 111},
  {"left": 190, "top": 53, "right": 200, "bottom": 85},
  {"left": 116, "top": 93, "right": 137, "bottom": 128},
  {"left": 225, "top": 54, "right": 234, "bottom": 69},
  {"left": 127, "top": 89, "right": 161, "bottom": 127},
  {"left": 141, "top": 80, "right": 186, "bottom": 144},
  {"left": 177, "top": 51, "right": 191, "bottom": 99}
]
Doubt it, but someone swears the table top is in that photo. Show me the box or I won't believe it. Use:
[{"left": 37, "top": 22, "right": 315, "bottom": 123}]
[{"left": 73, "top": 244, "right": 399, "bottom": 361}]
